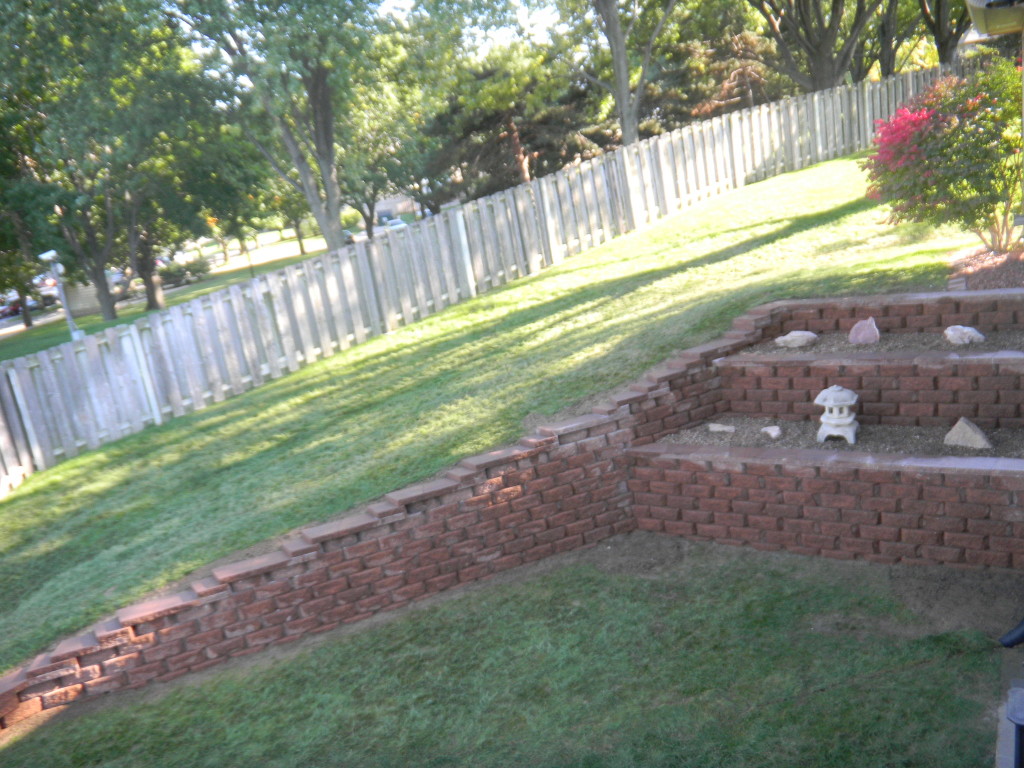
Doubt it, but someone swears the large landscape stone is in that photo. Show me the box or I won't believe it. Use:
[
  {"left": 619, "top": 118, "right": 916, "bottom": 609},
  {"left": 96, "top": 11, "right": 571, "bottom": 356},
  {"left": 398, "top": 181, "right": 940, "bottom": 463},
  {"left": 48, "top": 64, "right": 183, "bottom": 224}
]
[
  {"left": 944, "top": 325, "right": 986, "bottom": 345},
  {"left": 848, "top": 316, "right": 880, "bottom": 345},
  {"left": 943, "top": 417, "right": 992, "bottom": 450},
  {"left": 774, "top": 331, "right": 818, "bottom": 349}
]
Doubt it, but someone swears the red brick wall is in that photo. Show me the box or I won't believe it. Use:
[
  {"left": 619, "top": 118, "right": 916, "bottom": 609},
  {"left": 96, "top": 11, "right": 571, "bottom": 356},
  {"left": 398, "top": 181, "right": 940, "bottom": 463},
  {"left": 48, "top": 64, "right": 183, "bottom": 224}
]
[
  {"left": 721, "top": 355, "right": 1024, "bottom": 429},
  {"left": 4, "top": 288, "right": 1023, "bottom": 733},
  {"left": 628, "top": 443, "right": 1024, "bottom": 569},
  {"left": 0, "top": 422, "right": 638, "bottom": 730}
]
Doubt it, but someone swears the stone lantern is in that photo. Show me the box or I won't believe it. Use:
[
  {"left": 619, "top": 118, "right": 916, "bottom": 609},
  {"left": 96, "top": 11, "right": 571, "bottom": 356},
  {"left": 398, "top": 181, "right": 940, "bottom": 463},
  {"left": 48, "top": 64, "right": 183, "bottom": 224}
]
[{"left": 814, "top": 385, "right": 859, "bottom": 445}]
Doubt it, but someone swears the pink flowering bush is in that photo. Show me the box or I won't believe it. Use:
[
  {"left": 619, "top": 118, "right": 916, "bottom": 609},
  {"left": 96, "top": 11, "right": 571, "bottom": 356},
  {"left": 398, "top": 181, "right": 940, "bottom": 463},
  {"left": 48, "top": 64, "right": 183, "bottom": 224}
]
[{"left": 863, "top": 59, "right": 1023, "bottom": 253}]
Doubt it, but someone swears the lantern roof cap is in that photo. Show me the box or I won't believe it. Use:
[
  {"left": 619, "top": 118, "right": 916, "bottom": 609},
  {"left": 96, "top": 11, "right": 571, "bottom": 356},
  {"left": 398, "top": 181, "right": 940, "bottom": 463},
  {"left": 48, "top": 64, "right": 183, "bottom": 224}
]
[{"left": 814, "top": 385, "right": 858, "bottom": 407}]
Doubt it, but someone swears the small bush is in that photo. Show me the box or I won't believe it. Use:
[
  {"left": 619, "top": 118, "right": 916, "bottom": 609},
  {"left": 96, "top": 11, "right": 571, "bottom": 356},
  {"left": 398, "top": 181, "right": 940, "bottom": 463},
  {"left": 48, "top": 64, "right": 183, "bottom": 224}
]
[
  {"left": 863, "top": 58, "right": 1023, "bottom": 253},
  {"left": 340, "top": 207, "right": 363, "bottom": 230},
  {"left": 159, "top": 258, "right": 211, "bottom": 288},
  {"left": 158, "top": 262, "right": 189, "bottom": 287},
  {"left": 184, "top": 257, "right": 211, "bottom": 280}
]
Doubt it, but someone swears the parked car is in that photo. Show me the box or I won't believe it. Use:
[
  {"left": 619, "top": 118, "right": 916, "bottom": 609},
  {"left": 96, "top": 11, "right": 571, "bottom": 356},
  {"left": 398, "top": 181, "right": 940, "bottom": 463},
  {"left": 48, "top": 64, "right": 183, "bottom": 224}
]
[
  {"left": 383, "top": 219, "right": 408, "bottom": 234},
  {"left": 0, "top": 296, "right": 40, "bottom": 318},
  {"left": 343, "top": 229, "right": 356, "bottom": 245}
]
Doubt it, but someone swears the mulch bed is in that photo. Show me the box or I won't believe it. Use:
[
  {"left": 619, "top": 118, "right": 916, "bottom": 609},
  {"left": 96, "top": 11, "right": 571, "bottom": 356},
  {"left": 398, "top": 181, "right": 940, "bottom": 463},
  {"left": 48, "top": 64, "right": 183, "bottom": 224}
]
[{"left": 950, "top": 247, "right": 1024, "bottom": 291}]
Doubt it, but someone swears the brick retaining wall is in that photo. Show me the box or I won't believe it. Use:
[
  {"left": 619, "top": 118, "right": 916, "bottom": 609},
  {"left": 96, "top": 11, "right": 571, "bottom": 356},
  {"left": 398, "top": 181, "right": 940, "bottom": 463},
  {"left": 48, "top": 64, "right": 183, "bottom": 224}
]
[
  {"left": 721, "top": 353, "right": 1024, "bottom": 429},
  {"left": 628, "top": 444, "right": 1024, "bottom": 569},
  {"left": 3, "top": 288, "right": 1024, "bottom": 733}
]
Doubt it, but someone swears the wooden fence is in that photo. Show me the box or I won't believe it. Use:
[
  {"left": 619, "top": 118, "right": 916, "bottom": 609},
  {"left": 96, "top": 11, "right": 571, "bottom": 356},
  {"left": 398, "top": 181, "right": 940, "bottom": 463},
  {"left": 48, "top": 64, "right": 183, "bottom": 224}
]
[{"left": 0, "top": 64, "right": 970, "bottom": 495}]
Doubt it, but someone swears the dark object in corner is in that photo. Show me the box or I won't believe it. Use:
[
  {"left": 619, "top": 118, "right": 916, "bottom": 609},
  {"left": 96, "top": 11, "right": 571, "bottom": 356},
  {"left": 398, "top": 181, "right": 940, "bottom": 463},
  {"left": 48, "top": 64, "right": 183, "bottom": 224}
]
[{"left": 1001, "top": 618, "right": 1024, "bottom": 648}]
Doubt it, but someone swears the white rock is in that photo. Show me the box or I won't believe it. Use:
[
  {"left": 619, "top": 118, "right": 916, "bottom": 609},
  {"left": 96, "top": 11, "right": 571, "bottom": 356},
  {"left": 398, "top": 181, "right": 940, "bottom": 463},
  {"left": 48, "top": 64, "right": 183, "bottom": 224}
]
[
  {"left": 774, "top": 331, "right": 818, "bottom": 349},
  {"left": 943, "top": 417, "right": 992, "bottom": 450},
  {"left": 944, "top": 325, "right": 986, "bottom": 345},
  {"left": 707, "top": 423, "right": 736, "bottom": 433},
  {"left": 761, "top": 426, "right": 783, "bottom": 440},
  {"left": 849, "top": 316, "right": 880, "bottom": 345}
]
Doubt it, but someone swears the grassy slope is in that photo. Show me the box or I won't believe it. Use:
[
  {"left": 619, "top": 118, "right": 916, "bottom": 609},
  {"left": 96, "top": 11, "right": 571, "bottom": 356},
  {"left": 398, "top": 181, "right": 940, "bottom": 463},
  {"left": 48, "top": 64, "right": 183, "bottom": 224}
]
[
  {"left": 0, "top": 158, "right": 975, "bottom": 674},
  {"left": 0, "top": 546, "right": 998, "bottom": 767}
]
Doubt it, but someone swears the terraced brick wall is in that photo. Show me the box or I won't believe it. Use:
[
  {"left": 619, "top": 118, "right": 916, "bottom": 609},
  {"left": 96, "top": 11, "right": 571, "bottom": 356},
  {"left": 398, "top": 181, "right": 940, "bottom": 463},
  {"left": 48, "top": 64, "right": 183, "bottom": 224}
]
[{"left": 4, "top": 288, "right": 1023, "bottom": 733}]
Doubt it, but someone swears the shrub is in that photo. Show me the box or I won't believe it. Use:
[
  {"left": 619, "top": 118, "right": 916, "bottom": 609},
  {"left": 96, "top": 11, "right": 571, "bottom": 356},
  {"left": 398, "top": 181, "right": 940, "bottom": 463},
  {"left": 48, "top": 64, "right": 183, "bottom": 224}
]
[
  {"left": 184, "top": 257, "right": 211, "bottom": 280},
  {"left": 340, "top": 207, "right": 363, "bottom": 230},
  {"left": 158, "top": 262, "right": 189, "bottom": 287},
  {"left": 863, "top": 58, "right": 1023, "bottom": 253},
  {"left": 158, "top": 258, "right": 211, "bottom": 288}
]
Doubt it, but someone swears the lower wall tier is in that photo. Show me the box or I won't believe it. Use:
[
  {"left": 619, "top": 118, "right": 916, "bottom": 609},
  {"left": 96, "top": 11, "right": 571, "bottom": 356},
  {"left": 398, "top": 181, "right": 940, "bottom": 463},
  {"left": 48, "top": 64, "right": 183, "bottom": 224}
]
[
  {"left": 628, "top": 443, "right": 1024, "bottom": 568},
  {"left": 4, "top": 288, "right": 1024, "bottom": 733}
]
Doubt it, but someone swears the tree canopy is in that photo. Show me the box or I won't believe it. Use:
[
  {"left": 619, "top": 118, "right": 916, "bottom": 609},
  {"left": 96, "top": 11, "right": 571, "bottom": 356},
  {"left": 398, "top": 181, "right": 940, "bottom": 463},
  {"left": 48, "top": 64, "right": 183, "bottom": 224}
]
[{"left": 0, "top": 0, "right": 977, "bottom": 311}]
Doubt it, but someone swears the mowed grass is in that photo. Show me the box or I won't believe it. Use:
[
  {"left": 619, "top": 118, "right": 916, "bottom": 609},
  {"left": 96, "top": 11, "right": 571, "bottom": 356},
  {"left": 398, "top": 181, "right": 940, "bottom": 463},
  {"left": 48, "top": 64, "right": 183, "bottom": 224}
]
[
  {"left": 0, "top": 546, "right": 998, "bottom": 767},
  {"left": 0, "top": 158, "right": 976, "bottom": 675}
]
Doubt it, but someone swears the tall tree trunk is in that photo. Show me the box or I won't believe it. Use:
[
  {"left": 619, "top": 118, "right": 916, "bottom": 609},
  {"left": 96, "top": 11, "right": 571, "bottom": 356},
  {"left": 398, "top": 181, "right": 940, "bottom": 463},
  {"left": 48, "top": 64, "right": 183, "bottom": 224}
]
[
  {"left": 359, "top": 203, "right": 377, "bottom": 240},
  {"left": 83, "top": 256, "right": 117, "bottom": 320},
  {"left": 12, "top": 215, "right": 36, "bottom": 329},
  {"left": 259, "top": 70, "right": 349, "bottom": 255},
  {"left": 507, "top": 119, "right": 532, "bottom": 183},
  {"left": 18, "top": 291, "right": 33, "bottom": 328},
  {"left": 920, "top": 0, "right": 969, "bottom": 65},
  {"left": 594, "top": 0, "right": 641, "bottom": 145},
  {"left": 217, "top": 236, "right": 229, "bottom": 262},
  {"left": 138, "top": 238, "right": 165, "bottom": 311},
  {"left": 291, "top": 218, "right": 306, "bottom": 254},
  {"left": 62, "top": 209, "right": 118, "bottom": 320}
]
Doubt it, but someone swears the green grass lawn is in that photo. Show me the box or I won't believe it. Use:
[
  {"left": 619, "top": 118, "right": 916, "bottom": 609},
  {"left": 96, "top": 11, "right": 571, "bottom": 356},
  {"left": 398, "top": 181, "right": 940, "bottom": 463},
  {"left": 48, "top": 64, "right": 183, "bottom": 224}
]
[
  {"left": 0, "top": 543, "right": 998, "bottom": 767},
  {"left": 0, "top": 236, "right": 327, "bottom": 362},
  {"left": 0, "top": 157, "right": 976, "bottom": 677}
]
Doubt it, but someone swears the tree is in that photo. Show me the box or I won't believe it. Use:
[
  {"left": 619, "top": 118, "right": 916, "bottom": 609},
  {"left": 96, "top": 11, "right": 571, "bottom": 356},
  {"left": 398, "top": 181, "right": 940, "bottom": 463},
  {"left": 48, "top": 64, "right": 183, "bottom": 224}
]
[
  {"left": 645, "top": 1, "right": 791, "bottom": 125},
  {"left": 0, "top": 70, "right": 64, "bottom": 327},
  {"left": 406, "top": 43, "right": 611, "bottom": 203},
  {"left": 1, "top": 0, "right": 240, "bottom": 319},
  {"left": 850, "top": 0, "right": 924, "bottom": 80},
  {"left": 175, "top": 0, "right": 508, "bottom": 252},
  {"left": 746, "top": 0, "right": 886, "bottom": 91},
  {"left": 554, "top": 0, "right": 683, "bottom": 144},
  {"left": 269, "top": 182, "right": 314, "bottom": 255},
  {"left": 918, "top": 0, "right": 969, "bottom": 65},
  {"left": 173, "top": 0, "right": 373, "bottom": 254},
  {"left": 863, "top": 58, "right": 1023, "bottom": 253}
]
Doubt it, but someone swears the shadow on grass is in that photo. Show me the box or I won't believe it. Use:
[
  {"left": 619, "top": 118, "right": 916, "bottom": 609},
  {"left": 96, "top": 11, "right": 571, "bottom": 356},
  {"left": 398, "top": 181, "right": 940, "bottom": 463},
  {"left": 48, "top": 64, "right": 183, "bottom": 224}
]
[{"left": 0, "top": 184, "right": 952, "bottom": 673}]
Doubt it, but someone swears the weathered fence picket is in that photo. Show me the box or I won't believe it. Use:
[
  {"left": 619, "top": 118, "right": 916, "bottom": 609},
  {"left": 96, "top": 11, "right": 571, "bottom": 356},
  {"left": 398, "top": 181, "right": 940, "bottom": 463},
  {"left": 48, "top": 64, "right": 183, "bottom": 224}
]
[{"left": 0, "top": 64, "right": 975, "bottom": 495}]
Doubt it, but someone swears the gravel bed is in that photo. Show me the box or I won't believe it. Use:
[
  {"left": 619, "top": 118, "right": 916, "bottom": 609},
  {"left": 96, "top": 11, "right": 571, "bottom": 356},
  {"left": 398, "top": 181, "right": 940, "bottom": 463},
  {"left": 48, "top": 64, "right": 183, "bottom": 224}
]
[
  {"left": 742, "top": 329, "right": 1024, "bottom": 357},
  {"left": 661, "top": 415, "right": 1024, "bottom": 459}
]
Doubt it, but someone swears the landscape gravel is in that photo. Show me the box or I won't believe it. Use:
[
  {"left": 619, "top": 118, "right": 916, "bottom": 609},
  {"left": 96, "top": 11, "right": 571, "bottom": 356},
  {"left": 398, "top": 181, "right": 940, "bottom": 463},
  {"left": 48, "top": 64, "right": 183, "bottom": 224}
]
[
  {"left": 743, "top": 329, "right": 1024, "bottom": 357},
  {"left": 662, "top": 415, "right": 1024, "bottom": 459}
]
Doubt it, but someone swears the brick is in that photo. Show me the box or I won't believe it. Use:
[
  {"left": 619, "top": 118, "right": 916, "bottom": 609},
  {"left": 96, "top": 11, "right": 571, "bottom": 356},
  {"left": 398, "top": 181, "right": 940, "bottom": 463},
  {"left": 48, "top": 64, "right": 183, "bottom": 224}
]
[
  {"left": 860, "top": 525, "right": 900, "bottom": 542},
  {"left": 165, "top": 648, "right": 207, "bottom": 672},
  {"left": 878, "top": 542, "right": 920, "bottom": 560},
  {"left": 125, "top": 662, "right": 166, "bottom": 687},
  {"left": 246, "top": 625, "right": 285, "bottom": 647},
  {"left": 964, "top": 488, "right": 1012, "bottom": 506},
  {"left": 965, "top": 550, "right": 1012, "bottom": 568},
  {"left": 142, "top": 640, "right": 184, "bottom": 664},
  {"left": 184, "top": 627, "right": 226, "bottom": 651},
  {"left": 921, "top": 545, "right": 964, "bottom": 563},
  {"left": 83, "top": 675, "right": 124, "bottom": 696},
  {"left": 944, "top": 532, "right": 985, "bottom": 550},
  {"left": 48, "top": 634, "right": 99, "bottom": 665},
  {"left": 212, "top": 552, "right": 289, "bottom": 584},
  {"left": 2, "top": 697, "right": 43, "bottom": 726},
  {"left": 25, "top": 655, "right": 78, "bottom": 683}
]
